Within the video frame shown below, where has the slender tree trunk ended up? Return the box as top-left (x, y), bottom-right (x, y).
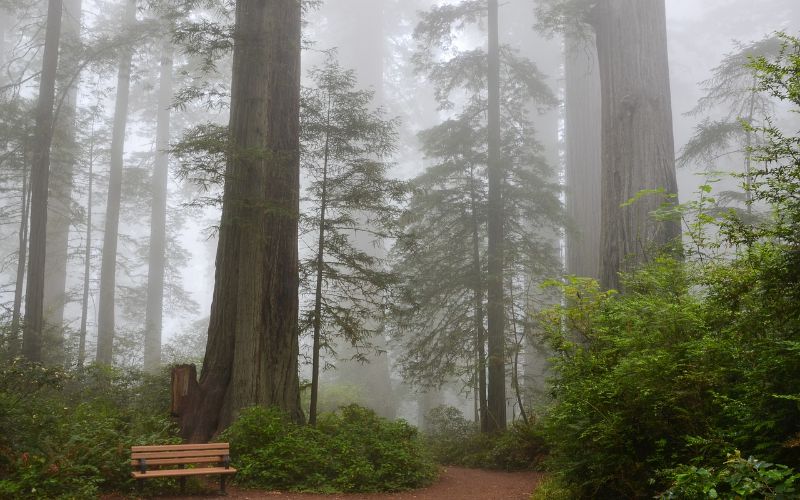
top-left (77, 145), bottom-right (93, 369)
top-left (11, 164), bottom-right (31, 356)
top-left (591, 0), bottom-right (681, 290)
top-left (485, 0), bottom-right (506, 433)
top-left (0, 10), bottom-right (8, 83)
top-left (96, 0), bottom-right (136, 365)
top-left (469, 167), bottom-right (488, 432)
top-left (179, 0), bottom-right (304, 443)
top-left (22, 0), bottom-right (63, 363)
top-left (309, 93), bottom-right (332, 426)
top-left (143, 39), bottom-right (173, 373)
top-left (743, 79), bottom-right (756, 215)
top-left (565, 35), bottom-right (602, 280)
top-left (42, 0), bottom-right (82, 365)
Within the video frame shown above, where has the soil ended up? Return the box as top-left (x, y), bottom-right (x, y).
top-left (153, 467), bottom-right (544, 500)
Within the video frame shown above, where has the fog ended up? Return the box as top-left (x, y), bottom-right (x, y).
top-left (1, 0), bottom-right (797, 427)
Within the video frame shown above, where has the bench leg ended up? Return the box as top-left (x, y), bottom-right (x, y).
top-left (137, 479), bottom-right (143, 496)
top-left (179, 476), bottom-right (186, 493)
top-left (219, 474), bottom-right (227, 495)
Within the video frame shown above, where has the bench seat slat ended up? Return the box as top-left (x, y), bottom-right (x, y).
top-left (131, 467), bottom-right (237, 479)
top-left (132, 449), bottom-right (230, 460)
top-left (132, 443), bottom-right (229, 453)
top-left (131, 457), bottom-right (224, 467)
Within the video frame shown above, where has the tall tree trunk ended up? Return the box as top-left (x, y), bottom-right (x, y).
top-left (469, 166), bottom-right (487, 432)
top-left (309, 93), bottom-right (331, 426)
top-left (22, 0), bottom-right (63, 363)
top-left (143, 39), bottom-right (173, 373)
top-left (0, 10), bottom-right (8, 83)
top-left (77, 146), bottom-right (93, 368)
top-left (96, 0), bottom-right (136, 365)
top-left (565, 36), bottom-right (602, 280)
top-left (11, 163), bottom-right (31, 356)
top-left (485, 0), bottom-right (506, 433)
top-left (179, 0), bottom-right (304, 443)
top-left (591, 0), bottom-right (680, 290)
top-left (43, 0), bottom-right (82, 365)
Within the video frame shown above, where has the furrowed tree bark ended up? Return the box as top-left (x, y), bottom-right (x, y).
top-left (144, 38), bottom-right (173, 373)
top-left (43, 0), bottom-right (82, 365)
top-left (96, 0), bottom-right (136, 365)
top-left (565, 35), bottom-right (602, 280)
top-left (179, 0), bottom-right (304, 443)
top-left (591, 0), bottom-right (680, 290)
top-left (22, 0), bottom-right (63, 363)
top-left (485, 0), bottom-right (506, 433)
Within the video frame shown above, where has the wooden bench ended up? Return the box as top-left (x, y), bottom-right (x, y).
top-left (131, 443), bottom-right (237, 495)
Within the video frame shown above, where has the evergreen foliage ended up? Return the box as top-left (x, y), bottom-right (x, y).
top-left (0, 360), bottom-right (179, 498)
top-left (537, 34), bottom-right (800, 498)
top-left (221, 405), bottom-right (437, 493)
top-left (392, 2), bottom-right (562, 394)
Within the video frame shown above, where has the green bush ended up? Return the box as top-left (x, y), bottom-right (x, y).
top-left (423, 405), bottom-right (546, 471)
top-left (660, 451), bottom-right (800, 499)
top-left (538, 251), bottom-right (800, 498)
top-left (222, 404), bottom-right (437, 493)
top-left (0, 360), bottom-right (179, 499)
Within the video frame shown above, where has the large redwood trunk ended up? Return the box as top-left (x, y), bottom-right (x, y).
top-left (565, 35), bottom-right (602, 280)
top-left (22, 0), bottom-right (63, 363)
top-left (179, 0), bottom-right (304, 443)
top-left (591, 0), bottom-right (680, 290)
top-left (485, 0), bottom-right (506, 433)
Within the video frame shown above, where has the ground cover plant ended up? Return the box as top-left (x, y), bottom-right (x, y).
top-left (0, 360), bottom-right (179, 499)
top-left (423, 405), bottom-right (547, 471)
top-left (222, 404), bottom-right (437, 493)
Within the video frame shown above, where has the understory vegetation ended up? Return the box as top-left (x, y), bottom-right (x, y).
top-left (222, 405), bottom-right (437, 493)
top-left (423, 405), bottom-right (547, 471)
top-left (531, 34), bottom-right (800, 499)
top-left (0, 362), bottom-right (178, 498)
top-left (0, 363), bottom-right (437, 498)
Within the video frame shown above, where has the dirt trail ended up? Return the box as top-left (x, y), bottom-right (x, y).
top-left (159, 467), bottom-right (543, 500)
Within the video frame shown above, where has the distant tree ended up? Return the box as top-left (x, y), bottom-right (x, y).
top-left (143, 34), bottom-right (174, 373)
top-left (537, 0), bottom-right (681, 290)
top-left (300, 56), bottom-right (405, 425)
top-left (96, 0), bottom-right (137, 365)
top-left (178, 0), bottom-right (304, 443)
top-left (402, 1), bottom-right (561, 432)
top-left (22, 0), bottom-right (63, 363)
top-left (679, 36), bottom-right (782, 219)
top-left (42, 0), bottom-right (82, 364)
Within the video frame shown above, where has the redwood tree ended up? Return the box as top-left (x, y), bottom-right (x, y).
top-left (179, 0), bottom-right (304, 442)
top-left (591, 0), bottom-right (681, 289)
top-left (22, 0), bottom-right (63, 363)
top-left (96, 0), bottom-right (136, 365)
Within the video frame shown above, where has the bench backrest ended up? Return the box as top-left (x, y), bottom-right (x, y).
top-left (131, 443), bottom-right (231, 470)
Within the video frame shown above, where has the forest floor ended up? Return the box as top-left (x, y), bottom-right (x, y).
top-left (146, 467), bottom-right (544, 500)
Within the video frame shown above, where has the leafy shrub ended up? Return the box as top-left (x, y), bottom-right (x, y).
top-left (0, 359), bottom-right (179, 499)
top-left (423, 405), bottom-right (546, 471)
top-left (538, 251), bottom-right (800, 498)
top-left (222, 404), bottom-right (437, 492)
top-left (660, 451), bottom-right (800, 499)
